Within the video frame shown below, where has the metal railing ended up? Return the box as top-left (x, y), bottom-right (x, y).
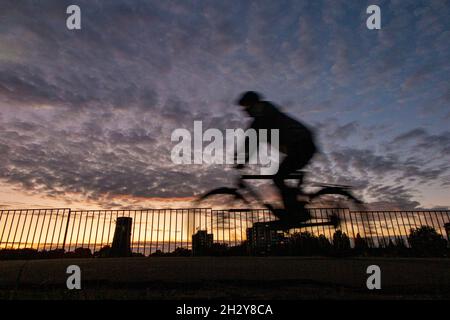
top-left (1, 208), bottom-right (449, 255)
top-left (0, 209), bottom-right (70, 252)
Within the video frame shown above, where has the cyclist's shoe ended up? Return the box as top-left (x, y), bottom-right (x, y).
top-left (329, 214), bottom-right (341, 228)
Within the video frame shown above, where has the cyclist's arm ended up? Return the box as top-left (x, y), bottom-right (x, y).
top-left (234, 119), bottom-right (261, 165)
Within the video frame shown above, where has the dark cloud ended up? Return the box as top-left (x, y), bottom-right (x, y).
top-left (0, 1), bottom-right (449, 209)
top-left (326, 121), bottom-right (359, 141)
top-left (392, 128), bottom-right (428, 143)
top-left (389, 128), bottom-right (450, 160)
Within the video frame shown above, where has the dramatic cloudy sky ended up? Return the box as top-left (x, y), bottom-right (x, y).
top-left (0, 0), bottom-right (449, 210)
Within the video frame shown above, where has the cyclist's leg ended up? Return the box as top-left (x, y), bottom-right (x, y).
top-left (273, 145), bottom-right (315, 220)
top-left (273, 156), bottom-right (306, 218)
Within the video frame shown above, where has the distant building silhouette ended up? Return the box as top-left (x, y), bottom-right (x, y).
top-left (192, 230), bottom-right (213, 256)
top-left (246, 222), bottom-right (286, 255)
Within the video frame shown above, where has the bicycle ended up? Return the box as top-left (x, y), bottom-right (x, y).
top-left (196, 169), bottom-right (364, 231)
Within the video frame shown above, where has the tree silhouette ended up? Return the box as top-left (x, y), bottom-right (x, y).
top-left (290, 232), bottom-right (320, 255)
top-left (354, 233), bottom-right (368, 255)
top-left (408, 226), bottom-right (447, 257)
top-left (332, 230), bottom-right (351, 256)
top-left (317, 234), bottom-right (332, 255)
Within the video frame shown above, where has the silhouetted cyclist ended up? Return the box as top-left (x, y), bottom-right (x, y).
top-left (236, 91), bottom-right (317, 222)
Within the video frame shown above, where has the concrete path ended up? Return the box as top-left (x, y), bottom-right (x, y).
top-left (1, 257), bottom-right (449, 299)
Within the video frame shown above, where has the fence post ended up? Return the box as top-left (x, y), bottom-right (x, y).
top-left (62, 209), bottom-right (71, 251)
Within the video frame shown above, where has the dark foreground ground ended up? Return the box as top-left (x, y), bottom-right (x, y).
top-left (1, 257), bottom-right (449, 300)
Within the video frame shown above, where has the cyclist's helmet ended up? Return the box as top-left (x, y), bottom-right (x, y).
top-left (237, 91), bottom-right (261, 106)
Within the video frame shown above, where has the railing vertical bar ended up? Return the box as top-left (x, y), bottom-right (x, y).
top-left (384, 211), bottom-right (393, 244)
top-left (240, 212), bottom-right (244, 244)
top-left (438, 211), bottom-right (447, 234)
top-left (433, 211), bottom-right (446, 237)
top-left (7, 210), bottom-right (19, 250)
top-left (158, 210), bottom-right (162, 252)
top-left (175, 209), bottom-right (179, 252)
top-left (36, 210), bottom-right (48, 251)
top-left (372, 211), bottom-right (380, 247)
top-left (186, 209), bottom-right (190, 249)
top-left (49, 209), bottom-right (59, 251)
top-left (24, 210), bottom-right (36, 250)
top-left (377, 211), bottom-right (384, 245)
top-left (168, 209), bottom-right (172, 253)
top-left (143, 210), bottom-right (149, 256)
top-left (228, 211), bottom-right (232, 247)
top-left (397, 211), bottom-right (408, 245)
top-left (193, 208), bottom-right (196, 238)
top-left (361, 211), bottom-right (371, 246)
top-left (34, 209), bottom-right (44, 251)
top-left (66, 210), bottom-right (74, 252)
top-left (50, 209), bottom-right (59, 250)
top-left (342, 209), bottom-right (349, 241)
top-left (389, 211), bottom-right (400, 244)
top-left (88, 211), bottom-right (95, 252)
top-left (0, 210), bottom-right (11, 248)
top-left (370, 212), bottom-right (380, 247)
top-left (232, 211), bottom-right (236, 247)
top-left (348, 209), bottom-right (356, 246)
top-left (317, 209), bottom-right (325, 239)
top-left (405, 212), bottom-right (415, 246)
top-left (30, 210), bottom-right (41, 250)
top-left (216, 211), bottom-right (220, 244)
top-left (178, 210), bottom-right (181, 252)
top-left (388, 211), bottom-right (396, 242)
top-left (150, 210), bottom-right (154, 254)
top-left (17, 210), bottom-right (29, 250)
top-left (357, 211), bottom-right (366, 242)
top-left (84, 211), bottom-right (91, 252)
top-left (431, 211), bottom-right (445, 234)
top-left (69, 211), bottom-right (81, 250)
top-left (11, 210), bottom-right (23, 250)
top-left (192, 208), bottom-right (195, 248)
top-left (349, 211), bottom-right (362, 240)
top-left (182, 209), bottom-right (185, 249)
top-left (411, 211), bottom-right (419, 229)
top-left (192, 209), bottom-right (196, 249)
top-left (311, 209), bottom-right (317, 236)
top-left (429, 211), bottom-right (440, 235)
top-left (430, 211), bottom-right (440, 234)
top-left (235, 210), bottom-right (238, 246)
top-left (422, 211), bottom-right (430, 228)
top-left (93, 210), bottom-right (100, 253)
top-left (411, 211), bottom-right (422, 228)
top-left (43, 209), bottom-right (56, 251)
top-left (56, 209), bottom-right (67, 250)
top-left (200, 208), bottom-right (203, 232)
top-left (325, 209), bottom-right (332, 242)
top-left (307, 209), bottom-right (314, 235)
top-left (53, 209), bottom-right (64, 250)
top-left (0, 210), bottom-right (4, 245)
top-left (137, 210), bottom-right (142, 255)
top-left (80, 211), bottom-right (90, 250)
top-left (211, 209), bottom-right (214, 244)
top-left (222, 211), bottom-right (225, 245)
top-left (106, 211), bottom-right (113, 249)
top-left (100, 211), bottom-right (106, 252)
